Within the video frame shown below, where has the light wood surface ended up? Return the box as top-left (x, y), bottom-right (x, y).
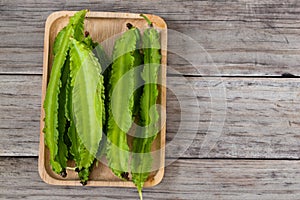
top-left (1, 0), bottom-right (300, 76)
top-left (1, 0), bottom-right (300, 199)
top-left (2, 76), bottom-right (300, 159)
top-left (2, 157), bottom-right (300, 200)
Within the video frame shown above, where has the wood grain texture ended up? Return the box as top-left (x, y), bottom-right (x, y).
top-left (1, 157), bottom-right (300, 200)
top-left (2, 75), bottom-right (300, 159)
top-left (0, 75), bottom-right (41, 156)
top-left (168, 76), bottom-right (300, 159)
top-left (1, 0), bottom-right (300, 198)
top-left (1, 0), bottom-right (300, 75)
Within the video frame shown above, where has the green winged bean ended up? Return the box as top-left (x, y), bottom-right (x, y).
top-left (106, 25), bottom-right (141, 179)
top-left (43, 10), bottom-right (87, 174)
top-left (131, 14), bottom-right (162, 200)
top-left (69, 38), bottom-right (105, 184)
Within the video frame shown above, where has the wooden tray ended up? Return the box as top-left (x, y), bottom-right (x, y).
top-left (39, 11), bottom-right (167, 187)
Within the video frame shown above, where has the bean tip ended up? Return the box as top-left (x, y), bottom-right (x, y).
top-left (121, 172), bottom-right (130, 180)
top-left (140, 14), bottom-right (153, 27)
top-left (80, 181), bottom-right (87, 186)
top-left (60, 170), bottom-right (67, 178)
top-left (126, 23), bottom-right (133, 30)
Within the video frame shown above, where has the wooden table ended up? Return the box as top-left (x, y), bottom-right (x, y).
top-left (2, 1), bottom-right (300, 199)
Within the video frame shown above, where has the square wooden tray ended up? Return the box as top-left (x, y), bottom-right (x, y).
top-left (39, 11), bottom-right (167, 187)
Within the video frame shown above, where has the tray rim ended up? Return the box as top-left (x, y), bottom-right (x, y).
top-left (38, 10), bottom-right (167, 187)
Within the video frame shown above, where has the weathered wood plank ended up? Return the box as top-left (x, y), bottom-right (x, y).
top-left (2, 0), bottom-right (300, 22)
top-left (1, 0), bottom-right (300, 75)
top-left (0, 75), bottom-right (41, 156)
top-left (2, 75), bottom-right (300, 159)
top-left (1, 157), bottom-right (300, 200)
top-left (167, 76), bottom-right (300, 159)
top-left (0, 47), bottom-right (43, 74)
